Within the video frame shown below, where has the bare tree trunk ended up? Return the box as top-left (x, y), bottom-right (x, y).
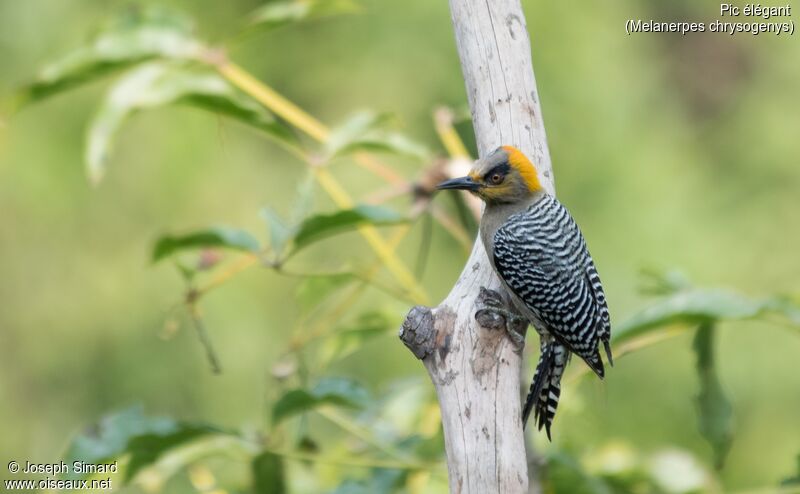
top-left (399, 1), bottom-right (554, 493)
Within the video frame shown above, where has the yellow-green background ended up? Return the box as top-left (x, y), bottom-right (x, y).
top-left (1, 0), bottom-right (798, 492)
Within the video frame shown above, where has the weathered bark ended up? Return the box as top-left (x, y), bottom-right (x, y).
top-left (399, 1), bottom-right (554, 492)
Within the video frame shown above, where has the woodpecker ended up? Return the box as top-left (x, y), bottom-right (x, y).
top-left (437, 145), bottom-right (612, 438)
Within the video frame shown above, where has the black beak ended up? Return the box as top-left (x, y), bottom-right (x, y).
top-left (436, 176), bottom-right (481, 192)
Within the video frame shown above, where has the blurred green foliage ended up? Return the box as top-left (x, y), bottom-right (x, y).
top-left (1, 0), bottom-right (799, 493)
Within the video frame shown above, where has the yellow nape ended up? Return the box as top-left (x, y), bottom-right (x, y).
top-left (502, 145), bottom-right (542, 192)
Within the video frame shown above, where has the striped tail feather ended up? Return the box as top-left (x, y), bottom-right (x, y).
top-left (522, 340), bottom-right (552, 430)
top-left (583, 348), bottom-right (605, 379)
top-left (603, 339), bottom-right (614, 367)
top-left (522, 339), bottom-right (569, 439)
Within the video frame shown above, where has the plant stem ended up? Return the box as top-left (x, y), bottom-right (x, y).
top-left (264, 446), bottom-right (437, 471)
top-left (216, 60), bottom-right (429, 304)
top-left (316, 407), bottom-right (411, 463)
top-left (195, 253), bottom-right (260, 297)
top-left (216, 61), bottom-right (328, 142)
top-left (187, 302), bottom-right (222, 374)
top-left (216, 61), bottom-right (404, 185)
top-left (434, 106), bottom-right (470, 158)
top-left (288, 227), bottom-right (410, 355)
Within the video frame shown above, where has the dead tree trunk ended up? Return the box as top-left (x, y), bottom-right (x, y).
top-left (399, 0), bottom-right (555, 492)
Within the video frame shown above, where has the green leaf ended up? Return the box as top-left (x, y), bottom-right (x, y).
top-left (693, 324), bottom-right (733, 469)
top-left (319, 311), bottom-right (394, 364)
top-left (152, 227), bottom-right (259, 262)
top-left (395, 432), bottom-right (444, 462)
top-left (272, 390), bottom-right (317, 425)
top-left (86, 62), bottom-right (296, 183)
top-left (617, 271), bottom-right (800, 348)
top-left (326, 111), bottom-right (429, 160)
top-left (252, 452), bottom-right (286, 494)
top-left (125, 424), bottom-right (216, 482)
top-left (607, 282), bottom-right (800, 365)
top-left (16, 7), bottom-right (204, 107)
top-left (260, 173), bottom-right (316, 259)
top-left (330, 469), bottom-right (407, 494)
top-left (545, 452), bottom-right (613, 494)
top-left (780, 454), bottom-right (800, 486)
top-left (63, 406), bottom-right (217, 482)
top-left (615, 289), bottom-right (775, 345)
top-left (63, 406), bottom-right (164, 477)
top-left (763, 296), bottom-right (800, 327)
top-left (295, 272), bottom-right (356, 311)
top-left (310, 377), bottom-right (371, 406)
top-left (638, 268), bottom-right (693, 295)
top-left (291, 205), bottom-right (406, 254)
top-left (260, 207), bottom-right (294, 256)
top-left (248, 0), bottom-right (360, 31)
top-left (272, 377), bottom-right (369, 425)
top-left (174, 259), bottom-right (197, 282)
top-left (290, 170), bottom-right (317, 225)
top-left (570, 282), bottom-right (800, 381)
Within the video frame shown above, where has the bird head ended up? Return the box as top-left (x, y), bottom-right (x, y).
top-left (437, 146), bottom-right (543, 204)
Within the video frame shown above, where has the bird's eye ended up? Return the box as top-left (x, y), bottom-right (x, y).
top-left (490, 174), bottom-right (503, 184)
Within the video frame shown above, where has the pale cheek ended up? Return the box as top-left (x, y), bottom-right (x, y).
top-left (482, 185), bottom-right (508, 200)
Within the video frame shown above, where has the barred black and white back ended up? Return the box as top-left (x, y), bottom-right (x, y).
top-left (492, 194), bottom-right (612, 434)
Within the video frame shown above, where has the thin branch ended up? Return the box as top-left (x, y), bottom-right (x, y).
top-left (311, 167), bottom-right (429, 304)
top-left (728, 485), bottom-right (800, 494)
top-left (429, 203), bottom-right (472, 251)
top-left (214, 61), bottom-right (405, 185)
top-left (315, 407), bottom-right (415, 464)
top-left (265, 446), bottom-right (440, 472)
top-left (195, 252), bottom-right (261, 297)
top-left (213, 58), bottom-right (498, 304)
top-left (434, 106), bottom-right (470, 159)
top-left (216, 61), bottom-right (329, 142)
top-left (186, 301), bottom-right (222, 374)
top-left (279, 267), bottom-right (415, 304)
top-left (214, 60), bottom-right (429, 304)
top-left (288, 227), bottom-right (410, 355)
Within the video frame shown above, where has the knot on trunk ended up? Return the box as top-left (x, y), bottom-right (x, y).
top-left (399, 305), bottom-right (436, 360)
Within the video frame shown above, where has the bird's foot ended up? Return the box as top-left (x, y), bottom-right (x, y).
top-left (475, 288), bottom-right (527, 350)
